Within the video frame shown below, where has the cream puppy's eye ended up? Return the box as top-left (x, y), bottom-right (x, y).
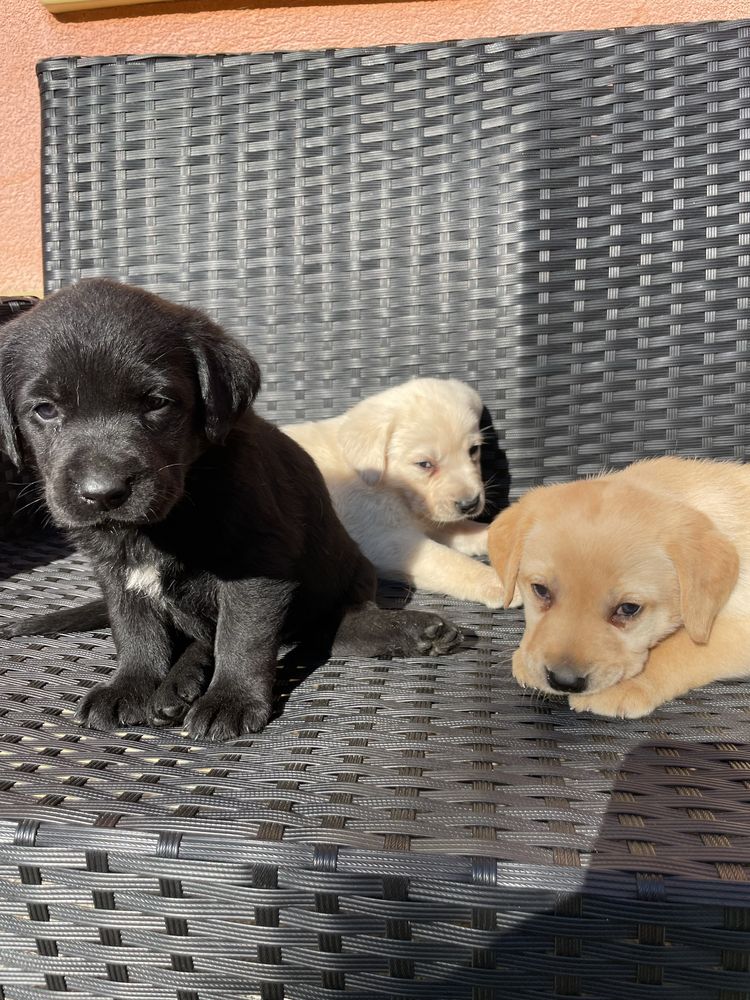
top-left (469, 444), bottom-right (480, 459)
top-left (615, 602), bottom-right (641, 618)
top-left (531, 582), bottom-right (551, 602)
top-left (415, 460), bottom-right (434, 471)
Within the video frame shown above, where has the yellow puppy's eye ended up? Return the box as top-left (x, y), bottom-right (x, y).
top-left (615, 602), bottom-right (641, 618)
top-left (416, 460), bottom-right (434, 470)
top-left (531, 583), bottom-right (551, 602)
top-left (469, 444), bottom-right (480, 458)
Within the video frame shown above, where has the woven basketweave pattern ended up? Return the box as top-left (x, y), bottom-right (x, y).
top-left (39, 21), bottom-right (750, 497)
top-left (0, 16), bottom-right (741, 998)
top-left (0, 538), bottom-right (749, 999)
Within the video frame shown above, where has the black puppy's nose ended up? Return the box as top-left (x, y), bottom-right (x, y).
top-left (456, 494), bottom-right (481, 516)
top-left (78, 474), bottom-right (132, 511)
top-left (546, 667), bottom-right (588, 694)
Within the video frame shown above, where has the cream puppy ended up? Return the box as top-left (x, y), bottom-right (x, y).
top-left (488, 456), bottom-right (750, 717)
top-left (283, 379), bottom-right (503, 607)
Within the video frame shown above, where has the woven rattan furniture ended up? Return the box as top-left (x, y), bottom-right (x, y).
top-left (0, 19), bottom-right (749, 999)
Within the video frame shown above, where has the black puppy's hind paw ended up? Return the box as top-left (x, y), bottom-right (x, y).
top-left (395, 610), bottom-right (462, 657)
top-left (414, 615), bottom-right (462, 656)
top-left (333, 604), bottom-right (463, 659)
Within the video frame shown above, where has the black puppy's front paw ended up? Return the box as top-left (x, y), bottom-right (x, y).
top-left (184, 687), bottom-right (272, 742)
top-left (75, 675), bottom-right (158, 729)
top-left (150, 659), bottom-right (212, 727)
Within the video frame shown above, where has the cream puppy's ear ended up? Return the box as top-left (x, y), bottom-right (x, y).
top-left (666, 508), bottom-right (739, 644)
top-left (337, 398), bottom-right (393, 486)
top-left (488, 499), bottom-right (534, 607)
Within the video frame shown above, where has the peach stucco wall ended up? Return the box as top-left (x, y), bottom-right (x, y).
top-left (2, 0), bottom-right (748, 296)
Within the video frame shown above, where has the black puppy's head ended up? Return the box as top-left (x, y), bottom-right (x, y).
top-left (0, 279), bottom-right (260, 529)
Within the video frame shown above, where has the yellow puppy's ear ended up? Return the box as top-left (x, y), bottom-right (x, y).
top-left (666, 509), bottom-right (739, 644)
top-left (337, 399), bottom-right (393, 486)
top-left (488, 500), bottom-right (533, 608)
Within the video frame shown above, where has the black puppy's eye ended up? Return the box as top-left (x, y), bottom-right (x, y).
top-left (416, 460), bottom-right (434, 471)
top-left (143, 395), bottom-right (172, 413)
top-left (33, 402), bottom-right (59, 421)
top-left (469, 444), bottom-right (480, 459)
top-left (531, 583), bottom-right (551, 602)
top-left (615, 602), bottom-right (642, 619)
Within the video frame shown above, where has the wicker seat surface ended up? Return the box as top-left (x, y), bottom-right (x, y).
top-left (1, 18), bottom-right (749, 999)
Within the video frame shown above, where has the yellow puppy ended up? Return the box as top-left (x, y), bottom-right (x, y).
top-left (488, 457), bottom-right (749, 717)
top-left (283, 379), bottom-right (503, 606)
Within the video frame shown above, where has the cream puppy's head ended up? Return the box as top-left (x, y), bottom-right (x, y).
top-left (337, 378), bottom-right (485, 523)
top-left (488, 477), bottom-right (739, 696)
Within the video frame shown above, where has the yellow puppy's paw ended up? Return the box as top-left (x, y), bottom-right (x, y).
top-left (568, 678), bottom-right (659, 719)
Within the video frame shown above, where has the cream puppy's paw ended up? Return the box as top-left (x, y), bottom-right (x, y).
top-left (505, 587), bottom-right (523, 609)
top-left (568, 677), bottom-right (660, 719)
top-left (453, 523), bottom-right (489, 556)
top-left (447, 561), bottom-right (503, 607)
top-left (475, 574), bottom-right (504, 608)
top-left (431, 521), bottom-right (490, 556)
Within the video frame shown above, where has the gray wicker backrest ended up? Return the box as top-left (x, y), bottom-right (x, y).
top-left (39, 21), bottom-right (750, 499)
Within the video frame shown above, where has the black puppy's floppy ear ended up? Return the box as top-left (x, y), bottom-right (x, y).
top-left (0, 329), bottom-right (24, 468)
top-left (187, 315), bottom-right (261, 444)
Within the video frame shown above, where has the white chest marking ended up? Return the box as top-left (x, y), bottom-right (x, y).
top-left (125, 564), bottom-right (163, 600)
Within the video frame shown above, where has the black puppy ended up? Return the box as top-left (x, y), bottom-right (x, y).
top-left (0, 280), bottom-right (460, 740)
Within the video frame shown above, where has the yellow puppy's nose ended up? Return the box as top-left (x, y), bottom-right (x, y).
top-left (546, 666), bottom-right (588, 694)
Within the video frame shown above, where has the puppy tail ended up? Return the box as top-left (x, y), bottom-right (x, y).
top-left (0, 599), bottom-right (109, 639)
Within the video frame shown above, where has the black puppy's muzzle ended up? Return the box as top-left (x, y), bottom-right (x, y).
top-left (44, 432), bottom-right (188, 528)
top-left (57, 453), bottom-right (153, 525)
top-left (77, 470), bottom-right (134, 512)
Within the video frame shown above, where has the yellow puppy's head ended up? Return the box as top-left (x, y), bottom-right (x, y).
top-left (488, 477), bottom-right (739, 696)
top-left (337, 378), bottom-right (485, 523)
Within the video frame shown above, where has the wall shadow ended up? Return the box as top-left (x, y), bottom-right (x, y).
top-left (55, 0), bottom-right (447, 25)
